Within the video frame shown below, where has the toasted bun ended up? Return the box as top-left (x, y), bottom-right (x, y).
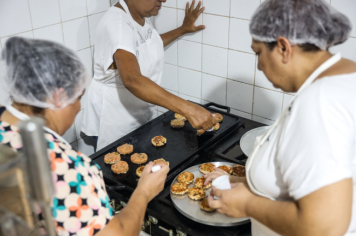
top-left (177, 172), bottom-right (194, 184)
top-left (171, 183), bottom-right (189, 195)
top-left (151, 136), bottom-right (167, 146)
top-left (200, 199), bottom-right (215, 212)
top-left (188, 186), bottom-right (206, 201)
top-left (199, 163), bottom-right (215, 175)
top-left (117, 143), bottom-right (134, 155)
top-left (153, 158), bottom-right (169, 167)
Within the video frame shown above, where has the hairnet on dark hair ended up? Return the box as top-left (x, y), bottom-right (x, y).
top-left (249, 0), bottom-right (352, 50)
top-left (0, 37), bottom-right (88, 109)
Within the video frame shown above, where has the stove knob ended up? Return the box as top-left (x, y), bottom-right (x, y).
top-left (176, 230), bottom-right (187, 236)
top-left (120, 201), bottom-right (127, 207)
top-left (148, 215), bottom-right (158, 224)
top-left (159, 226), bottom-right (174, 236)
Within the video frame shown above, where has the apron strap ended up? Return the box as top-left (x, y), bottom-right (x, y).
top-left (245, 53), bottom-right (342, 200)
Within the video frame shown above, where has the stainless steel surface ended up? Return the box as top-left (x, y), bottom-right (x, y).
top-left (18, 118), bottom-right (56, 236)
top-left (170, 162), bottom-right (250, 227)
top-left (240, 126), bottom-right (270, 157)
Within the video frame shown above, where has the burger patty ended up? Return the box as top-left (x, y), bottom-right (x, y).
top-left (194, 176), bottom-right (212, 189)
top-left (104, 152), bottom-right (121, 164)
top-left (117, 143), bottom-right (134, 155)
top-left (111, 161), bottom-right (129, 174)
top-left (218, 165), bottom-right (232, 174)
top-left (177, 172), bottom-right (194, 184)
top-left (188, 186), bottom-right (206, 201)
top-left (153, 158), bottom-right (170, 166)
top-left (171, 183), bottom-right (189, 195)
top-left (174, 113), bottom-right (187, 121)
top-left (170, 119), bottom-right (185, 128)
top-left (151, 135), bottom-right (167, 146)
top-left (131, 153), bottom-right (148, 164)
top-left (213, 113), bottom-right (223, 123)
top-left (199, 163), bottom-right (215, 175)
top-left (232, 165), bottom-right (246, 177)
top-left (136, 166), bottom-right (145, 177)
top-left (200, 198), bottom-right (215, 212)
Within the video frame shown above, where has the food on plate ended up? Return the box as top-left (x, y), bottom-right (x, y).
top-left (170, 119), bottom-right (185, 128)
top-left (232, 164), bottom-right (246, 177)
top-left (188, 186), bottom-right (206, 201)
top-left (153, 158), bottom-right (170, 166)
top-left (177, 172), bottom-right (194, 184)
top-left (151, 135), bottom-right (167, 146)
top-left (174, 113), bottom-right (187, 121)
top-left (213, 123), bottom-right (220, 131)
top-left (199, 163), bottom-right (215, 174)
top-left (200, 198), bottom-right (215, 212)
top-left (111, 161), bottom-right (129, 174)
top-left (131, 153), bottom-right (148, 164)
top-left (197, 129), bottom-right (205, 136)
top-left (104, 152), bottom-right (121, 164)
top-left (171, 182), bottom-right (189, 195)
top-left (218, 165), bottom-right (233, 174)
top-left (117, 143), bottom-right (134, 155)
top-left (194, 176), bottom-right (212, 189)
top-left (213, 113), bottom-right (223, 123)
top-left (136, 166), bottom-right (145, 177)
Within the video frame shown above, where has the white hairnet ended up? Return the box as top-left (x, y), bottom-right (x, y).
top-left (249, 0), bottom-right (352, 50)
top-left (0, 37), bottom-right (88, 109)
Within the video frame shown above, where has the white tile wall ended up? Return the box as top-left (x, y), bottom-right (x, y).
top-left (0, 0), bottom-right (111, 156)
top-left (154, 1), bottom-right (356, 126)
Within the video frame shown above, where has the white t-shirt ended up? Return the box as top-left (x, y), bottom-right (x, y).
top-left (93, 6), bottom-right (156, 86)
top-left (248, 72), bottom-right (356, 236)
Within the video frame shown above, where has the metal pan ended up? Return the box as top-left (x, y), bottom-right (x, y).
top-left (170, 162), bottom-right (250, 227)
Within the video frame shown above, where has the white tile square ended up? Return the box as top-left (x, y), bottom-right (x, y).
top-left (253, 87), bottom-right (283, 120)
top-left (229, 18), bottom-right (254, 54)
top-left (331, 0), bottom-right (356, 37)
top-left (33, 24), bottom-right (64, 44)
top-left (78, 136), bottom-right (96, 155)
top-left (154, 7), bottom-right (177, 34)
top-left (0, 0), bottom-right (32, 37)
top-left (202, 14), bottom-right (229, 48)
top-left (165, 40), bottom-right (178, 65)
top-left (164, 0), bottom-right (177, 8)
top-left (178, 9), bottom-right (202, 43)
top-left (230, 0), bottom-right (260, 20)
top-left (87, 0), bottom-right (110, 15)
top-left (179, 93), bottom-right (201, 104)
top-left (76, 48), bottom-right (93, 76)
top-left (161, 63), bottom-right (178, 92)
top-left (330, 37), bottom-right (356, 62)
top-left (252, 115), bottom-right (274, 125)
top-left (228, 50), bottom-right (255, 84)
top-left (88, 12), bottom-right (105, 46)
top-left (202, 45), bottom-right (228, 78)
top-left (254, 62), bottom-right (282, 91)
top-left (178, 40), bottom-right (202, 71)
top-left (177, 0), bottom-right (195, 10)
top-left (28, 0), bottom-right (61, 29)
top-left (282, 94), bottom-right (294, 111)
top-left (231, 109), bottom-right (251, 120)
top-left (203, 0), bottom-right (230, 16)
top-left (62, 124), bottom-right (77, 143)
top-left (1, 31), bottom-right (33, 48)
top-left (178, 68), bottom-right (201, 98)
top-left (63, 17), bottom-right (90, 51)
top-left (59, 0), bottom-right (88, 22)
top-left (202, 73), bottom-right (226, 105)
top-left (74, 110), bottom-right (84, 139)
top-left (226, 80), bottom-right (253, 113)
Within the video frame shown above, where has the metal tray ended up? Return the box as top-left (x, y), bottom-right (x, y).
top-left (91, 103), bottom-right (240, 191)
top-left (170, 162), bottom-right (250, 227)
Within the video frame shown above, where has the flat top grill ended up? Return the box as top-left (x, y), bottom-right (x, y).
top-left (91, 103), bottom-right (240, 191)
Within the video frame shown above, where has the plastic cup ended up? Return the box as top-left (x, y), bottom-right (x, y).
top-left (151, 165), bottom-right (161, 173)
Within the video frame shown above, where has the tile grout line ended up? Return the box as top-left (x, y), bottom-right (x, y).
top-left (56, 0), bottom-right (66, 46)
top-left (251, 54), bottom-right (257, 117)
top-left (26, 0), bottom-right (34, 31)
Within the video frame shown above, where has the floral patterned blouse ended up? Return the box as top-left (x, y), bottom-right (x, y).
top-left (0, 120), bottom-right (114, 236)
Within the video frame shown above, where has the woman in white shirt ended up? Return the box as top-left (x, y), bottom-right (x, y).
top-left (82, 0), bottom-right (217, 150)
top-left (205, 0), bottom-right (356, 235)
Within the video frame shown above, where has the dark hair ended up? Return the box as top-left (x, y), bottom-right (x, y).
top-left (265, 42), bottom-right (321, 52)
top-left (12, 102), bottom-right (45, 116)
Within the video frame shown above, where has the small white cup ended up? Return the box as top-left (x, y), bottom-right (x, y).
top-left (151, 165), bottom-right (161, 173)
top-left (212, 175), bottom-right (231, 200)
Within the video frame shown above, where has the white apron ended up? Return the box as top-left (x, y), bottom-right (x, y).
top-left (245, 53), bottom-right (348, 236)
top-left (81, 0), bottom-right (164, 151)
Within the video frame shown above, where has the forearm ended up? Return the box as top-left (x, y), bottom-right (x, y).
top-left (97, 189), bottom-right (148, 236)
top-left (160, 27), bottom-right (186, 47)
top-left (124, 75), bottom-right (194, 116)
top-left (230, 176), bottom-right (246, 184)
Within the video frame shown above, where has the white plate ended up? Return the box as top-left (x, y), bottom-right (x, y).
top-left (240, 126), bottom-right (270, 157)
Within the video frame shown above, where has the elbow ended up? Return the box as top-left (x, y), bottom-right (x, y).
top-left (121, 75), bottom-right (137, 91)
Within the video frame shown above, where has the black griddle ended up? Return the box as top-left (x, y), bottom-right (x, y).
top-left (91, 102), bottom-right (240, 191)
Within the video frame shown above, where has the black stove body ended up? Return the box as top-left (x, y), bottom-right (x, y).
top-left (90, 104), bottom-right (265, 236)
